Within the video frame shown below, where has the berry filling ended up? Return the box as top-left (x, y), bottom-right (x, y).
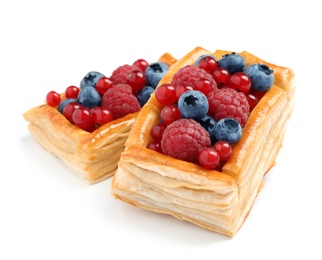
top-left (45, 59), bottom-right (170, 132)
top-left (149, 52), bottom-right (275, 171)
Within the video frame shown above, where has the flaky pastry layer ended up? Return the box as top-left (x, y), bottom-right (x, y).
top-left (111, 47), bottom-right (295, 237)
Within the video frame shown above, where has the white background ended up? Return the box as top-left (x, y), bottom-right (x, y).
top-left (1, 0), bottom-right (321, 259)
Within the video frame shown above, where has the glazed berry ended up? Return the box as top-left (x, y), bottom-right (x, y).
top-left (137, 86), bottom-right (154, 107)
top-left (245, 63), bottom-right (274, 92)
top-left (133, 59), bottom-right (149, 72)
top-left (78, 86), bottom-right (102, 109)
top-left (172, 65), bottom-right (217, 95)
top-left (46, 91), bottom-right (61, 107)
top-left (101, 84), bottom-right (141, 119)
top-left (212, 67), bottom-right (230, 88)
top-left (207, 88), bottom-right (249, 127)
top-left (91, 106), bottom-right (113, 125)
top-left (218, 52), bottom-right (246, 75)
top-left (198, 148), bottom-right (220, 169)
top-left (72, 106), bottom-right (94, 130)
top-left (194, 54), bottom-right (217, 67)
top-left (178, 90), bottom-right (208, 120)
top-left (160, 105), bottom-right (181, 125)
top-left (147, 140), bottom-right (163, 153)
top-left (155, 83), bottom-right (177, 105)
top-left (175, 85), bottom-right (193, 100)
top-left (161, 118), bottom-right (211, 162)
top-left (126, 69), bottom-right (146, 94)
top-left (150, 122), bottom-right (166, 141)
top-left (145, 62), bottom-right (169, 89)
top-left (214, 118), bottom-right (242, 144)
top-left (58, 98), bottom-right (78, 113)
top-left (198, 114), bottom-right (217, 144)
top-left (196, 55), bottom-right (218, 74)
top-left (80, 71), bottom-right (105, 88)
top-left (63, 102), bottom-right (81, 123)
top-left (213, 140), bottom-right (232, 161)
top-left (65, 86), bottom-right (80, 99)
top-left (194, 78), bottom-right (217, 96)
top-left (245, 89), bottom-right (266, 112)
top-left (227, 72), bottom-right (251, 94)
top-left (95, 77), bottom-right (113, 95)
top-left (110, 64), bottom-right (132, 84)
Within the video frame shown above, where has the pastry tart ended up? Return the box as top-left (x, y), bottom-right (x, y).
top-left (111, 47), bottom-right (295, 237)
top-left (23, 54), bottom-right (175, 184)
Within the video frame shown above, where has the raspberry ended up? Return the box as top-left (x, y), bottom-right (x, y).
top-left (110, 64), bottom-right (132, 84)
top-left (207, 88), bottom-right (249, 127)
top-left (101, 84), bottom-right (140, 119)
top-left (171, 65), bottom-right (217, 96)
top-left (161, 119), bottom-right (211, 162)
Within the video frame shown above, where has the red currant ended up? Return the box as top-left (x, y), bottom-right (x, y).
top-left (127, 69), bottom-right (146, 94)
top-left (91, 106), bottom-right (114, 125)
top-left (63, 102), bottom-right (81, 123)
top-left (155, 83), bottom-right (177, 105)
top-left (65, 85), bottom-right (80, 99)
top-left (150, 122), bottom-right (166, 141)
top-left (213, 141), bottom-right (232, 161)
top-left (194, 78), bottom-right (216, 96)
top-left (147, 140), bottom-right (163, 153)
top-left (72, 106), bottom-right (94, 130)
top-left (46, 91), bottom-right (61, 107)
top-left (95, 77), bottom-right (113, 95)
top-left (197, 56), bottom-right (218, 74)
top-left (212, 68), bottom-right (230, 88)
top-left (246, 89), bottom-right (266, 112)
top-left (198, 148), bottom-right (220, 169)
top-left (227, 72), bottom-right (251, 94)
top-left (133, 59), bottom-right (149, 72)
top-left (175, 85), bottom-right (193, 100)
top-left (160, 105), bottom-right (181, 125)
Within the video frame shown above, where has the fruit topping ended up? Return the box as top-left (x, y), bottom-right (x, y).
top-left (45, 57), bottom-right (160, 132)
top-left (148, 51), bottom-right (274, 171)
top-left (213, 118), bottom-right (242, 144)
top-left (172, 65), bottom-right (217, 96)
top-left (80, 71), bottom-right (105, 88)
top-left (218, 52), bottom-right (246, 75)
top-left (46, 91), bottom-right (61, 107)
top-left (177, 90), bottom-right (208, 119)
top-left (145, 62), bottom-right (170, 89)
top-left (207, 88), bottom-right (249, 127)
top-left (245, 63), bottom-right (274, 92)
top-left (101, 84), bottom-right (141, 119)
top-left (160, 118), bottom-right (211, 162)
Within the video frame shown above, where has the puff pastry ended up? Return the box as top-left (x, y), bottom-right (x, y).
top-left (111, 47), bottom-right (295, 237)
top-left (23, 54), bottom-right (175, 184)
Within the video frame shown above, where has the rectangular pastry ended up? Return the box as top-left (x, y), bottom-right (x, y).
top-left (23, 54), bottom-right (176, 184)
top-left (110, 47), bottom-right (295, 237)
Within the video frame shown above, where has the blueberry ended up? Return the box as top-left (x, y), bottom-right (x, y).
top-left (198, 114), bottom-right (217, 144)
top-left (80, 71), bottom-right (105, 88)
top-left (58, 98), bottom-right (78, 113)
top-left (78, 86), bottom-right (101, 109)
top-left (194, 54), bottom-right (217, 66)
top-left (137, 86), bottom-right (154, 107)
top-left (145, 62), bottom-right (169, 89)
top-left (245, 63), bottom-right (274, 92)
top-left (214, 118), bottom-right (242, 143)
top-left (178, 90), bottom-right (208, 120)
top-left (218, 52), bottom-right (246, 75)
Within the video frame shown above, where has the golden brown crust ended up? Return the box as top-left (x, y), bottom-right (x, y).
top-left (111, 47), bottom-right (295, 237)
